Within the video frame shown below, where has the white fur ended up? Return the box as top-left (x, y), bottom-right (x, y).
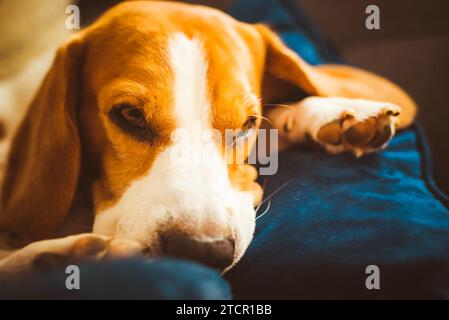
top-left (286, 97), bottom-right (400, 154)
top-left (93, 33), bottom-right (255, 265)
top-left (169, 33), bottom-right (210, 129)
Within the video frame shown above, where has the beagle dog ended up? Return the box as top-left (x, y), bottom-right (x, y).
top-left (0, 1), bottom-right (416, 278)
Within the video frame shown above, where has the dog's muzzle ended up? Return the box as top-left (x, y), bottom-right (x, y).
top-left (158, 229), bottom-right (235, 271)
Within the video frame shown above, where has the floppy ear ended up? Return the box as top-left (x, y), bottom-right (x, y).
top-left (257, 25), bottom-right (417, 128)
top-left (0, 37), bottom-right (84, 241)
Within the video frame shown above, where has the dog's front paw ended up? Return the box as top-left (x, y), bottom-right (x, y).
top-left (310, 98), bottom-right (401, 156)
top-left (0, 234), bottom-right (143, 278)
top-left (31, 234), bottom-right (143, 271)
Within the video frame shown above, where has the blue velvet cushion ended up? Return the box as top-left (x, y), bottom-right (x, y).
top-left (225, 0), bottom-right (449, 299)
top-left (3, 0), bottom-right (448, 300)
top-left (1, 259), bottom-right (231, 300)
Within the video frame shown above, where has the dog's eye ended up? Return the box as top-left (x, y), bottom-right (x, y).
top-left (110, 104), bottom-right (155, 140)
top-left (117, 105), bottom-right (146, 128)
top-left (234, 116), bottom-right (257, 143)
top-left (243, 116), bottom-right (257, 131)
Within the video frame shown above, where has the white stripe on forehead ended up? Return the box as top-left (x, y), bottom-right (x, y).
top-left (93, 34), bottom-right (255, 260)
top-left (168, 33), bottom-right (210, 129)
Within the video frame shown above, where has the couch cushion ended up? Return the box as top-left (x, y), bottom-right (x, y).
top-left (225, 0), bottom-right (449, 299)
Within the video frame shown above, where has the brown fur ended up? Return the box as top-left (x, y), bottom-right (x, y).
top-left (0, 1), bottom-right (416, 275)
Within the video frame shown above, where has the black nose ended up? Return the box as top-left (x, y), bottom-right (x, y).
top-left (161, 231), bottom-right (235, 271)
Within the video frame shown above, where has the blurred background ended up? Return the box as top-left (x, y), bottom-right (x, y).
top-left (299, 0), bottom-right (449, 195)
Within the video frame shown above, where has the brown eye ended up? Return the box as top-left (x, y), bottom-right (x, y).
top-left (110, 104), bottom-right (155, 141)
top-left (234, 116), bottom-right (258, 144)
top-left (243, 116), bottom-right (257, 131)
top-left (117, 105), bottom-right (146, 128)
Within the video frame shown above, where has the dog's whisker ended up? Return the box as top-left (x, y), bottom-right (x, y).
top-left (68, 223), bottom-right (93, 231)
top-left (249, 113), bottom-right (273, 126)
top-left (263, 103), bottom-right (296, 112)
top-left (257, 178), bottom-right (294, 208)
top-left (255, 177), bottom-right (269, 214)
top-left (256, 199), bottom-right (271, 220)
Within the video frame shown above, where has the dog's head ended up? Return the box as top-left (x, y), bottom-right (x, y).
top-left (0, 1), bottom-right (415, 270)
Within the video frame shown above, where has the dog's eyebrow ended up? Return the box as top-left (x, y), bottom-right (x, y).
top-left (218, 92), bottom-right (260, 129)
top-left (98, 80), bottom-right (151, 110)
top-left (244, 93), bottom-right (261, 118)
top-left (243, 92), bottom-right (261, 106)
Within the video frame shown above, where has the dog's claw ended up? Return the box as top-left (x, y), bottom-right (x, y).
top-left (70, 236), bottom-right (109, 258)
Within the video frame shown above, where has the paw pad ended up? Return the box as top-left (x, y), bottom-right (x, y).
top-left (316, 106), bottom-right (400, 155)
top-left (70, 236), bottom-right (108, 258)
